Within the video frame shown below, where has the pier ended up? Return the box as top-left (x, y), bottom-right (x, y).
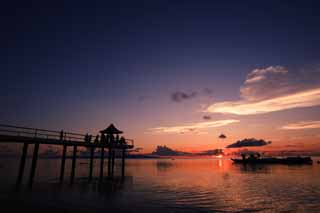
top-left (0, 124), bottom-right (134, 188)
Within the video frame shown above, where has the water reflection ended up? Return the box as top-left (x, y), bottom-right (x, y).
top-left (0, 158), bottom-right (320, 212)
top-left (236, 163), bottom-right (271, 173)
top-left (75, 176), bottom-right (133, 197)
top-left (155, 160), bottom-right (174, 172)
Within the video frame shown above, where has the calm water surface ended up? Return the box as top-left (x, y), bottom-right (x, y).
top-left (0, 157), bottom-right (320, 212)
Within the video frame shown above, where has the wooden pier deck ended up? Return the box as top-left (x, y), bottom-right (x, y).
top-left (0, 124), bottom-right (134, 189)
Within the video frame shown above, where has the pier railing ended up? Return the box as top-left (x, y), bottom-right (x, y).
top-left (0, 124), bottom-right (134, 146)
top-left (0, 124), bottom-right (85, 142)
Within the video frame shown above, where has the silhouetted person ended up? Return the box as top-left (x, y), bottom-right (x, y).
top-left (94, 135), bottom-right (100, 144)
top-left (84, 133), bottom-right (89, 143)
top-left (100, 134), bottom-right (106, 144)
top-left (256, 153), bottom-right (261, 158)
top-left (60, 130), bottom-right (64, 141)
top-left (249, 154), bottom-right (256, 160)
top-left (116, 134), bottom-right (120, 144)
top-left (119, 136), bottom-right (126, 145)
top-left (85, 134), bottom-right (92, 143)
top-left (241, 154), bottom-right (246, 160)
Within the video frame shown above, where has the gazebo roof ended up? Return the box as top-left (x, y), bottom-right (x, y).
top-left (100, 123), bottom-right (123, 134)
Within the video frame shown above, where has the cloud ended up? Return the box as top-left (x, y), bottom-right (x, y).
top-left (152, 145), bottom-right (189, 156)
top-left (226, 138), bottom-right (271, 148)
top-left (150, 119), bottom-right (239, 134)
top-left (281, 121), bottom-right (320, 130)
top-left (207, 66), bottom-right (320, 115)
top-left (171, 91), bottom-right (197, 102)
top-left (244, 66), bottom-right (287, 83)
top-left (241, 66), bottom-right (290, 101)
top-left (203, 115), bottom-right (212, 120)
top-left (196, 149), bottom-right (223, 156)
top-left (208, 88), bottom-right (320, 115)
top-left (219, 134), bottom-right (227, 139)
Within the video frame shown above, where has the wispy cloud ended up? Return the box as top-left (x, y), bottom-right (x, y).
top-left (244, 66), bottom-right (288, 85)
top-left (206, 66), bottom-right (320, 115)
top-left (241, 66), bottom-right (291, 101)
top-left (150, 119), bottom-right (239, 134)
top-left (207, 88), bottom-right (320, 115)
top-left (281, 121), bottom-right (320, 130)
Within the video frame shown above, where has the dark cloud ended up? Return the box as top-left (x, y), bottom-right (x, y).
top-left (152, 145), bottom-right (189, 156)
top-left (226, 138), bottom-right (271, 148)
top-left (171, 91), bottom-right (197, 102)
top-left (196, 149), bottom-right (223, 156)
top-left (219, 134), bottom-right (227, 139)
top-left (171, 88), bottom-right (214, 103)
top-left (203, 115), bottom-right (212, 120)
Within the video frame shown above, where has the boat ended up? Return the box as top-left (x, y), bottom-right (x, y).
top-left (231, 156), bottom-right (313, 165)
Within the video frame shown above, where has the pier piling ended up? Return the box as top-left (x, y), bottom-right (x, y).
top-left (108, 148), bottom-right (112, 177)
top-left (16, 142), bottom-right (29, 187)
top-left (121, 148), bottom-right (125, 178)
top-left (89, 147), bottom-right (94, 182)
top-left (59, 145), bottom-right (67, 183)
top-left (99, 147), bottom-right (105, 182)
top-left (28, 142), bottom-right (40, 188)
top-left (70, 145), bottom-right (77, 184)
top-left (111, 150), bottom-right (115, 177)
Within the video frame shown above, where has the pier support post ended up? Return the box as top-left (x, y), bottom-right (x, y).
top-left (59, 145), bottom-right (67, 183)
top-left (16, 143), bottom-right (29, 187)
top-left (99, 147), bottom-right (105, 182)
top-left (28, 143), bottom-right (40, 188)
top-left (121, 148), bottom-right (125, 178)
top-left (89, 147), bottom-right (94, 182)
top-left (108, 148), bottom-right (112, 177)
top-left (111, 150), bottom-right (115, 177)
top-left (70, 145), bottom-right (77, 184)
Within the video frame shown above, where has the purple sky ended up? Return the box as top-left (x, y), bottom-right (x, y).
top-left (1, 0), bottom-right (320, 152)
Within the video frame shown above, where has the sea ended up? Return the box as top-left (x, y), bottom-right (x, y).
top-left (0, 157), bottom-right (320, 212)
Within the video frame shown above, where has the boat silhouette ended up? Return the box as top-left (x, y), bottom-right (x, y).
top-left (232, 156), bottom-right (313, 165)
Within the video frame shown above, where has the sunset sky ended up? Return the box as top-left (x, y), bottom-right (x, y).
top-left (1, 1), bottom-right (320, 154)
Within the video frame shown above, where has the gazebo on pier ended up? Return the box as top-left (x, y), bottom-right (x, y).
top-left (100, 123), bottom-right (123, 145)
top-left (100, 123), bottom-right (123, 135)
top-left (99, 124), bottom-right (127, 179)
